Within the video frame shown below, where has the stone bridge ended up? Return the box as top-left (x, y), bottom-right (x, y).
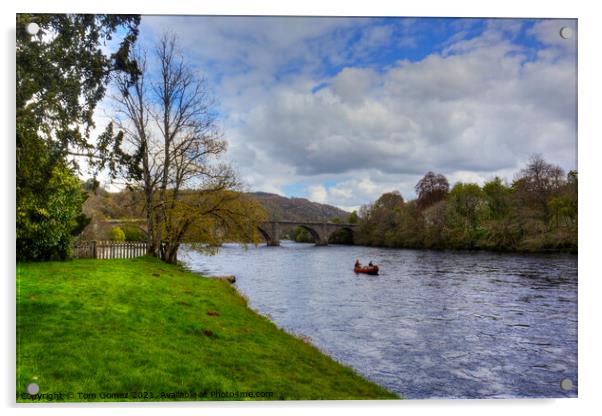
top-left (96, 218), bottom-right (356, 247)
top-left (258, 220), bottom-right (356, 246)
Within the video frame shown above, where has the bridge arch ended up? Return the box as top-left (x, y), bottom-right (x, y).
top-left (335, 225), bottom-right (355, 235)
top-left (326, 225), bottom-right (355, 244)
top-left (258, 220), bottom-right (356, 246)
top-left (296, 224), bottom-right (325, 245)
top-left (256, 226), bottom-right (272, 243)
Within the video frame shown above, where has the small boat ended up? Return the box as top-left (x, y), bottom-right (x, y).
top-left (354, 265), bottom-right (379, 275)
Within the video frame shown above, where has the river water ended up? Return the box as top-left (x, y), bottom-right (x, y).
top-left (179, 241), bottom-right (578, 399)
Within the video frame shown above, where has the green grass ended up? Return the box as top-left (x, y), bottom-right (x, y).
top-left (16, 257), bottom-right (398, 402)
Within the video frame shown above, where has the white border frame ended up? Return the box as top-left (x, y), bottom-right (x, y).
top-left (3, 1), bottom-right (600, 415)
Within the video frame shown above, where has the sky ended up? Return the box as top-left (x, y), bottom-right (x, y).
top-left (102, 16), bottom-right (577, 212)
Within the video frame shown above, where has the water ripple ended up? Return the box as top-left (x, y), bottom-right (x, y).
top-left (180, 242), bottom-right (577, 399)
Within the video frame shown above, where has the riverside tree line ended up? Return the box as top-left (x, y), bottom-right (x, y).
top-left (354, 155), bottom-right (577, 253)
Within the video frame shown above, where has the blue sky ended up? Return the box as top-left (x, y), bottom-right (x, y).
top-left (121, 16), bottom-right (577, 211)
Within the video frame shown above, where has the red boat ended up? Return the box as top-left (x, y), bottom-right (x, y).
top-left (354, 265), bottom-right (379, 275)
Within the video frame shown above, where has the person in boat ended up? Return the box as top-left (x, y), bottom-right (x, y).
top-left (368, 261), bottom-right (373, 266)
top-left (355, 259), bottom-right (361, 268)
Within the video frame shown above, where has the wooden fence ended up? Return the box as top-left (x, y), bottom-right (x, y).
top-left (72, 241), bottom-right (162, 259)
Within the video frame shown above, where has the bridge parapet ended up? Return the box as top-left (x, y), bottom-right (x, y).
top-left (97, 219), bottom-right (355, 247)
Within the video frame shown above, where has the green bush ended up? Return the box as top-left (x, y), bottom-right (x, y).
top-left (16, 164), bottom-right (87, 261)
top-left (123, 225), bottom-right (144, 241)
top-left (110, 226), bottom-right (126, 241)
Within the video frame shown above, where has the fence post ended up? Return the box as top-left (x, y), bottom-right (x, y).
top-left (160, 241), bottom-right (165, 260)
top-left (92, 240), bottom-right (97, 259)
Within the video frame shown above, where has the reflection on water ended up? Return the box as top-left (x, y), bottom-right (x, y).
top-left (180, 241), bottom-right (577, 399)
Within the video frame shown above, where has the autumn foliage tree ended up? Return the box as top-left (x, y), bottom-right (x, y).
top-left (113, 33), bottom-right (266, 263)
top-left (415, 171), bottom-right (450, 210)
top-left (513, 154), bottom-right (566, 223)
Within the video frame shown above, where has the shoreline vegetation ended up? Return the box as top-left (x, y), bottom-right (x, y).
top-left (351, 156), bottom-right (577, 255)
top-left (16, 257), bottom-right (398, 402)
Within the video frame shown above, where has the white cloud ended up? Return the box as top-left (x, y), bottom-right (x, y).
top-left (313, 173), bottom-right (423, 212)
top-left (330, 67), bottom-right (377, 105)
top-left (308, 185), bottom-right (328, 203)
top-left (528, 19), bottom-right (577, 52)
top-left (120, 17), bottom-right (577, 210)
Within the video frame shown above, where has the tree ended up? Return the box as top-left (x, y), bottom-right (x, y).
top-left (347, 211), bottom-right (359, 224)
top-left (16, 165), bottom-right (87, 260)
top-left (447, 183), bottom-right (485, 247)
top-left (548, 170), bottom-right (578, 229)
top-left (114, 33), bottom-right (265, 263)
top-left (449, 183), bottom-right (484, 228)
top-left (513, 154), bottom-right (566, 224)
top-left (396, 200), bottom-right (425, 248)
top-left (355, 192), bottom-right (404, 247)
top-left (564, 170), bottom-right (578, 227)
top-left (415, 171), bottom-right (449, 210)
top-left (482, 177), bottom-right (511, 220)
top-left (480, 177), bottom-right (520, 250)
top-left (112, 48), bottom-right (162, 254)
top-left (422, 200), bottom-right (448, 248)
top-left (162, 190), bottom-right (266, 261)
top-left (374, 191), bottom-right (404, 210)
top-left (17, 14), bottom-right (139, 167)
top-left (16, 14), bottom-right (140, 260)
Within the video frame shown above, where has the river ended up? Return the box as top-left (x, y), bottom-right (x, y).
top-left (179, 241), bottom-right (578, 399)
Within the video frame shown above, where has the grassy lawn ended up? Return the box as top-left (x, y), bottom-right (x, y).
top-left (16, 257), bottom-right (398, 402)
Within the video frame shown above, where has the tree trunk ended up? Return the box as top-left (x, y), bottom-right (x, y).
top-left (151, 209), bottom-right (163, 258)
top-left (144, 188), bottom-right (157, 256)
top-left (164, 241), bottom-right (179, 264)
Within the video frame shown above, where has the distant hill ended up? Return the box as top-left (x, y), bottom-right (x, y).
top-left (247, 192), bottom-right (350, 222)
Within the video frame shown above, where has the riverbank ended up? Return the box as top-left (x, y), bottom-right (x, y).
top-left (355, 242), bottom-right (577, 255)
top-left (16, 257), bottom-right (397, 402)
